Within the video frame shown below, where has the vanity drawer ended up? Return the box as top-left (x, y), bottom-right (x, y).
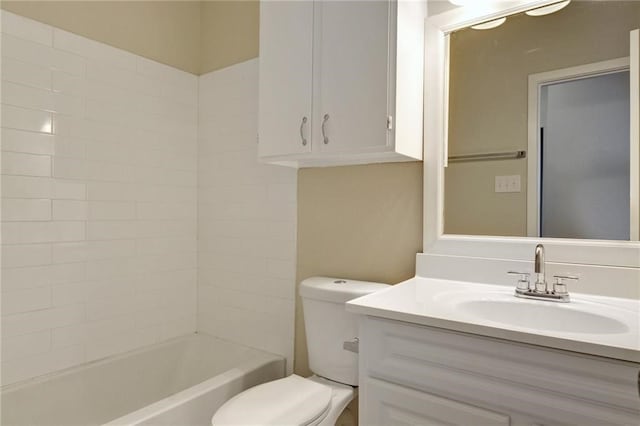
top-left (359, 316), bottom-right (640, 424)
top-left (361, 377), bottom-right (511, 426)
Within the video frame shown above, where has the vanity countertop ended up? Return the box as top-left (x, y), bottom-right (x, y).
top-left (346, 277), bottom-right (640, 363)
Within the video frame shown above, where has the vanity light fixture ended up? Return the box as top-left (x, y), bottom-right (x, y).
top-left (471, 17), bottom-right (507, 30)
top-left (525, 0), bottom-right (571, 17)
top-left (448, 0), bottom-right (496, 5)
top-left (454, 0), bottom-right (571, 30)
top-left (448, 0), bottom-right (505, 29)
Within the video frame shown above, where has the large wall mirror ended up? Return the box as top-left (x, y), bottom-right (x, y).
top-left (443, 0), bottom-right (640, 241)
top-left (423, 0), bottom-right (640, 268)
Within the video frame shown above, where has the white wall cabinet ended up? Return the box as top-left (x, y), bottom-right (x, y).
top-left (359, 316), bottom-right (640, 426)
top-left (258, 0), bottom-right (426, 168)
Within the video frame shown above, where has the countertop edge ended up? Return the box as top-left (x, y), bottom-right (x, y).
top-left (346, 296), bottom-right (640, 364)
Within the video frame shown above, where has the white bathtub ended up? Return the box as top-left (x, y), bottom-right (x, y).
top-left (1, 334), bottom-right (285, 425)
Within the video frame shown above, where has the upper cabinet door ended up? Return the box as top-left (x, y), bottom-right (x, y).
top-left (314, 0), bottom-right (392, 154)
top-left (258, 0), bottom-right (314, 158)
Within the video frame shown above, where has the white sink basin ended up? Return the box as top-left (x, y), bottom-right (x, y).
top-left (436, 290), bottom-right (632, 335)
top-left (455, 299), bottom-right (629, 334)
top-left (346, 277), bottom-right (640, 362)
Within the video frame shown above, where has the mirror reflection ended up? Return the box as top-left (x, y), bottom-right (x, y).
top-left (444, 0), bottom-right (640, 241)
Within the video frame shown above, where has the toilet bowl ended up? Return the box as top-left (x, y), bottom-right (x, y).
top-left (211, 375), bottom-right (354, 425)
top-left (210, 277), bottom-right (389, 426)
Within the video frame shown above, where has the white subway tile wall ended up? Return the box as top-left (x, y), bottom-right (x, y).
top-left (1, 11), bottom-right (198, 385)
top-left (198, 59), bottom-right (297, 373)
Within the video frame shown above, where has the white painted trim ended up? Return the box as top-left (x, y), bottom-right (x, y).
top-left (526, 71), bottom-right (541, 238)
top-left (630, 29), bottom-right (640, 241)
top-left (526, 58), bottom-right (631, 238)
top-left (424, 12), bottom-right (447, 247)
top-left (423, 1), bottom-right (640, 270)
top-left (443, 34), bottom-right (450, 168)
top-left (394, 0), bottom-right (427, 160)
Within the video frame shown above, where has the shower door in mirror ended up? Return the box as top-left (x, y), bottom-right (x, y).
top-left (535, 68), bottom-right (630, 240)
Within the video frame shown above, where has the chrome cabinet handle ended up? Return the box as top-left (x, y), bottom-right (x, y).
top-left (299, 116), bottom-right (308, 146)
top-left (322, 114), bottom-right (329, 144)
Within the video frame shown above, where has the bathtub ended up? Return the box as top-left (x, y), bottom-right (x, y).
top-left (1, 334), bottom-right (285, 425)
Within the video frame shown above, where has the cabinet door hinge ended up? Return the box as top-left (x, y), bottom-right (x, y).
top-left (387, 115), bottom-right (393, 131)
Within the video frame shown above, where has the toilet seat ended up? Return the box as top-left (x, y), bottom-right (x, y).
top-left (211, 375), bottom-right (332, 426)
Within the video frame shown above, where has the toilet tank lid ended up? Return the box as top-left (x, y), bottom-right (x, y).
top-left (299, 277), bottom-right (390, 304)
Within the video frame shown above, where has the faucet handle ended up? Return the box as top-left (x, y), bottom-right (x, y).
top-left (552, 274), bottom-right (579, 295)
top-left (508, 271), bottom-right (531, 291)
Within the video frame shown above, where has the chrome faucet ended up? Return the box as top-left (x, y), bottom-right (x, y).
top-left (534, 244), bottom-right (546, 293)
top-left (508, 244), bottom-right (578, 303)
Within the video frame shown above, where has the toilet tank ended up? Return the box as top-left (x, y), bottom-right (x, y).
top-left (300, 277), bottom-right (389, 386)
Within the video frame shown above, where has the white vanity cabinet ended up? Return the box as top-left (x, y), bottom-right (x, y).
top-left (359, 316), bottom-right (640, 426)
top-left (258, 0), bottom-right (425, 168)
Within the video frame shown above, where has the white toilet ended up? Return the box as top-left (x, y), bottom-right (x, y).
top-left (211, 277), bottom-right (389, 425)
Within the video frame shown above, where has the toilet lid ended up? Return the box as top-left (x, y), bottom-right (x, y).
top-left (211, 375), bottom-right (332, 426)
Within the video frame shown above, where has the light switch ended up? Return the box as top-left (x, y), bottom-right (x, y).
top-left (495, 175), bottom-right (521, 193)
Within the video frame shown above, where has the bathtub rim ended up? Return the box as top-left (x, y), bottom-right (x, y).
top-left (1, 332), bottom-right (284, 425)
top-left (1, 333), bottom-right (191, 393)
top-left (104, 350), bottom-right (283, 425)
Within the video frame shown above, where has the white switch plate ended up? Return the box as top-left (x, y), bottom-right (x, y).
top-left (495, 175), bottom-right (521, 193)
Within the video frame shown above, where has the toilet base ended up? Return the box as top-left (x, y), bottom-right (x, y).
top-left (306, 375), bottom-right (355, 426)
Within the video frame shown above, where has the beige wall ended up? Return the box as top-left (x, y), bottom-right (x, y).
top-left (1, 0), bottom-right (202, 74)
top-left (446, 1), bottom-right (640, 236)
top-left (296, 162), bottom-right (423, 424)
top-left (200, 0), bottom-right (258, 74)
top-left (1, 0), bottom-right (260, 74)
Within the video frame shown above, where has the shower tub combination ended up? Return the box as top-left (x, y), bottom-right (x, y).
top-left (1, 334), bottom-right (284, 425)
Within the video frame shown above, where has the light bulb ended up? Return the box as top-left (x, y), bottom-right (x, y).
top-left (525, 0), bottom-right (571, 17)
top-left (471, 17), bottom-right (507, 30)
top-left (448, 0), bottom-right (498, 6)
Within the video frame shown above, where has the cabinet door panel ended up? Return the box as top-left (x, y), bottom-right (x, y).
top-left (362, 377), bottom-right (511, 426)
top-left (314, 0), bottom-right (391, 154)
top-left (259, 0), bottom-right (314, 157)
